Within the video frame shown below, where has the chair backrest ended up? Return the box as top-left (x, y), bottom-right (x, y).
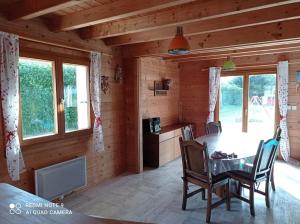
top-left (205, 121), bottom-right (222, 135)
top-left (269, 135), bottom-right (281, 170)
top-left (273, 126), bottom-right (282, 141)
top-left (251, 139), bottom-right (279, 179)
top-left (179, 137), bottom-right (211, 183)
top-left (181, 125), bottom-right (194, 141)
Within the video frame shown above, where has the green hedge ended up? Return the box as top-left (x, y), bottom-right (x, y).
top-left (19, 60), bottom-right (78, 138)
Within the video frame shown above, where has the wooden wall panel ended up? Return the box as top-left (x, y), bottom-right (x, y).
top-left (179, 61), bottom-right (210, 136)
top-left (123, 57), bottom-right (180, 173)
top-left (123, 58), bottom-right (140, 173)
top-left (0, 43), bottom-right (127, 193)
top-left (179, 53), bottom-right (300, 160)
top-left (140, 57), bottom-right (180, 127)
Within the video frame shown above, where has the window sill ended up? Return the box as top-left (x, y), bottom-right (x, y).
top-left (20, 129), bottom-right (93, 148)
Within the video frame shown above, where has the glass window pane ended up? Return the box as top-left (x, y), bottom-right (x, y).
top-left (248, 74), bottom-right (276, 139)
top-left (63, 63), bottom-right (90, 132)
top-left (219, 76), bottom-right (244, 132)
top-left (19, 58), bottom-right (57, 139)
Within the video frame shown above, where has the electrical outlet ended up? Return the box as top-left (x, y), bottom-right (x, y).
top-left (292, 105), bottom-right (297, 110)
top-left (287, 105), bottom-right (292, 110)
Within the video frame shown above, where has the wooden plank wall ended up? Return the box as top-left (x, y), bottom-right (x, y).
top-left (179, 53), bottom-right (300, 160)
top-left (179, 61), bottom-right (211, 136)
top-left (123, 57), bottom-right (180, 173)
top-left (123, 58), bottom-right (140, 173)
top-left (0, 42), bottom-right (127, 192)
top-left (140, 57), bottom-right (180, 127)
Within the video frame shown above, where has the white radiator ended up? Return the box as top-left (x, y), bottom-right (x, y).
top-left (35, 156), bottom-right (87, 200)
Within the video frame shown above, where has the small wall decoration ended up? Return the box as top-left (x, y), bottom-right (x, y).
top-left (154, 78), bottom-right (172, 96)
top-left (154, 81), bottom-right (166, 96)
top-left (296, 71), bottom-right (300, 93)
top-left (163, 78), bottom-right (172, 90)
top-left (115, 64), bottom-right (123, 83)
top-left (101, 75), bottom-right (109, 94)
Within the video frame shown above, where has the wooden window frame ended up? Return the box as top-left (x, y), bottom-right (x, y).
top-left (216, 69), bottom-right (279, 133)
top-left (19, 50), bottom-right (92, 147)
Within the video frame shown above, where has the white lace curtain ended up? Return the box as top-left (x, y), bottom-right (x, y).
top-left (207, 67), bottom-right (221, 123)
top-left (90, 52), bottom-right (104, 152)
top-left (277, 61), bottom-right (290, 161)
top-left (0, 31), bottom-right (25, 180)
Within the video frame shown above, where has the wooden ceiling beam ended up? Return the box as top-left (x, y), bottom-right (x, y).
top-left (105, 3), bottom-right (300, 46)
top-left (50, 0), bottom-right (196, 31)
top-left (4, 0), bottom-right (79, 21)
top-left (121, 19), bottom-right (300, 57)
top-left (206, 52), bottom-right (300, 68)
top-left (81, 0), bottom-right (300, 39)
top-left (169, 47), bottom-right (300, 63)
top-left (0, 15), bottom-right (112, 54)
top-left (164, 43), bottom-right (300, 61)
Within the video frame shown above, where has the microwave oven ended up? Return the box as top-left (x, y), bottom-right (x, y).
top-left (143, 117), bottom-right (161, 133)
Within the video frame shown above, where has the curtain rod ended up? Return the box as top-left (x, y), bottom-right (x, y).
top-left (19, 36), bottom-right (113, 57)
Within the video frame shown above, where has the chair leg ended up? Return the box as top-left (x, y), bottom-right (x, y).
top-left (271, 168), bottom-right (275, 191)
top-left (265, 177), bottom-right (270, 208)
top-left (202, 189), bottom-right (206, 200)
top-left (226, 180), bottom-right (231, 211)
top-left (206, 189), bottom-right (212, 223)
top-left (237, 181), bottom-right (241, 195)
top-left (182, 180), bottom-right (188, 210)
top-left (250, 184), bottom-right (255, 216)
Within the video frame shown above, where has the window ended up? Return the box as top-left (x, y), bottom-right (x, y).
top-left (19, 53), bottom-right (91, 143)
top-left (63, 63), bottom-right (90, 132)
top-left (19, 58), bottom-right (57, 139)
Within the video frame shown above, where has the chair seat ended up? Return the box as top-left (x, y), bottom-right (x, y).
top-left (229, 170), bottom-right (266, 182)
top-left (212, 173), bottom-right (229, 184)
top-left (188, 172), bottom-right (228, 184)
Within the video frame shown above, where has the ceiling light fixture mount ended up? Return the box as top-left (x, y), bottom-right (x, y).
top-left (168, 26), bottom-right (190, 55)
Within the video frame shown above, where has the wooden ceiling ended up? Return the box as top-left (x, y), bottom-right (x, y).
top-left (1, 0), bottom-right (300, 62)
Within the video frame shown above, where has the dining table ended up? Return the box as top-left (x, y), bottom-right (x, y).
top-left (195, 132), bottom-right (264, 176)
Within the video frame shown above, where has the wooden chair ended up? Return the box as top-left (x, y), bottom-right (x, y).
top-left (273, 126), bottom-right (282, 141)
top-left (270, 126), bottom-right (282, 191)
top-left (205, 121), bottom-right (222, 135)
top-left (228, 138), bottom-right (280, 216)
top-left (181, 125), bottom-right (194, 141)
top-left (179, 137), bottom-right (230, 223)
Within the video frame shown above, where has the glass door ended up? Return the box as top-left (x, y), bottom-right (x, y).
top-left (219, 73), bottom-right (277, 138)
top-left (219, 76), bottom-right (244, 132)
top-left (248, 74), bottom-right (276, 138)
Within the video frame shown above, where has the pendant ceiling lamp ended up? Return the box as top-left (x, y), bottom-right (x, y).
top-left (168, 26), bottom-right (190, 55)
top-left (223, 56), bottom-right (236, 71)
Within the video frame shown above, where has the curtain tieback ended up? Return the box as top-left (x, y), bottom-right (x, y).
top-left (280, 115), bottom-right (287, 120)
top-left (4, 131), bottom-right (17, 159)
top-left (95, 116), bottom-right (102, 127)
top-left (6, 131), bottom-right (16, 142)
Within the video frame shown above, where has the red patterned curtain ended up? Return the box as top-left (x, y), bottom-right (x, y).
top-left (207, 67), bottom-right (221, 123)
top-left (90, 52), bottom-right (104, 152)
top-left (0, 31), bottom-right (25, 180)
top-left (277, 61), bottom-right (290, 161)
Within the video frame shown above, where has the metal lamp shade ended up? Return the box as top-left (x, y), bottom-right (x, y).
top-left (223, 57), bottom-right (236, 71)
top-left (168, 27), bottom-right (190, 55)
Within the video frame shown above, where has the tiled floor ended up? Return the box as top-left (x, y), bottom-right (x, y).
top-left (63, 159), bottom-right (300, 224)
